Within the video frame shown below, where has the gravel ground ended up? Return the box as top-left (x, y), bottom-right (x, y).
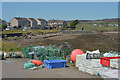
top-left (2, 58), bottom-right (101, 78)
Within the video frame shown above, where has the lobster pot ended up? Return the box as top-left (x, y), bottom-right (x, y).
top-left (79, 65), bottom-right (86, 72)
top-left (86, 53), bottom-right (103, 59)
top-left (28, 51), bottom-right (34, 59)
top-left (91, 59), bottom-right (102, 68)
top-left (22, 49), bottom-right (29, 58)
top-left (101, 67), bottom-right (119, 78)
top-left (86, 67), bottom-right (102, 75)
top-left (22, 45), bottom-right (35, 58)
top-left (48, 57), bottom-right (63, 60)
top-left (76, 54), bottom-right (86, 67)
top-left (28, 54), bottom-right (34, 59)
top-left (110, 59), bottom-right (120, 69)
top-left (33, 46), bottom-right (45, 50)
top-left (86, 50), bottom-right (103, 59)
top-left (84, 59), bottom-right (91, 67)
top-left (38, 55), bottom-right (47, 61)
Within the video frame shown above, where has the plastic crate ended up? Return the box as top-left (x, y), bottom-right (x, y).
top-left (100, 57), bottom-right (120, 67)
top-left (44, 60), bottom-right (67, 69)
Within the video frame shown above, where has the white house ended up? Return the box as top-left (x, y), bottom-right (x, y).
top-left (10, 17), bottom-right (30, 28)
top-left (36, 19), bottom-right (48, 27)
top-left (27, 18), bottom-right (38, 28)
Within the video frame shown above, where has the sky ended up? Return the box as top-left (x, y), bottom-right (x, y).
top-left (2, 2), bottom-right (118, 22)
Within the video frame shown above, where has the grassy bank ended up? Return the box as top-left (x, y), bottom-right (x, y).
top-left (2, 42), bottom-right (23, 52)
top-left (75, 23), bottom-right (118, 32)
top-left (2, 26), bottom-right (118, 35)
top-left (2, 29), bottom-right (61, 34)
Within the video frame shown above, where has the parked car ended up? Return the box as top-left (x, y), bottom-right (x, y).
top-left (23, 27), bottom-right (28, 31)
top-left (41, 27), bottom-right (48, 30)
top-left (5, 27), bottom-right (14, 30)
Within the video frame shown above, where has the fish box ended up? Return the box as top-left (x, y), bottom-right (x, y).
top-left (44, 60), bottom-right (67, 69)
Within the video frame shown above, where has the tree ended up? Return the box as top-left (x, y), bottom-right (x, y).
top-left (38, 25), bottom-right (41, 27)
top-left (18, 25), bottom-right (22, 28)
top-left (70, 20), bottom-right (79, 29)
top-left (1, 24), bottom-right (7, 29)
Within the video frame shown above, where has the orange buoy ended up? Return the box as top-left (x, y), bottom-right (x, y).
top-left (32, 60), bottom-right (42, 65)
top-left (70, 49), bottom-right (84, 62)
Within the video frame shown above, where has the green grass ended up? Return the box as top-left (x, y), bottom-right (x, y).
top-left (75, 23), bottom-right (118, 32)
top-left (2, 29), bottom-right (61, 34)
top-left (1, 42), bottom-right (23, 52)
top-left (2, 29), bottom-right (29, 34)
top-left (28, 29), bottom-right (61, 34)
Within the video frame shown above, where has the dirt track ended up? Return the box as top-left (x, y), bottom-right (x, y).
top-left (4, 32), bottom-right (119, 52)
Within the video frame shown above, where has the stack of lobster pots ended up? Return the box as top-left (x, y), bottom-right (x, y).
top-left (100, 57), bottom-right (120, 78)
top-left (76, 53), bottom-right (102, 75)
top-left (76, 50), bottom-right (120, 79)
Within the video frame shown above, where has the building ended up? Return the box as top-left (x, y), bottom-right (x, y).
top-left (2, 20), bottom-right (8, 25)
top-left (27, 18), bottom-right (38, 27)
top-left (48, 19), bottom-right (67, 28)
top-left (0, 19), bottom-right (8, 25)
top-left (36, 19), bottom-right (48, 27)
top-left (10, 17), bottom-right (30, 28)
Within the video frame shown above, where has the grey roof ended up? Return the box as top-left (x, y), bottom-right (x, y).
top-left (48, 20), bottom-right (65, 23)
top-left (14, 17), bottom-right (29, 21)
top-left (28, 18), bottom-right (36, 21)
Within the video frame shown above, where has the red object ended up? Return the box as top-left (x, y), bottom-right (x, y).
top-left (70, 49), bottom-right (84, 62)
top-left (100, 57), bottom-right (120, 67)
top-left (32, 60), bottom-right (42, 65)
top-left (56, 27), bottom-right (58, 30)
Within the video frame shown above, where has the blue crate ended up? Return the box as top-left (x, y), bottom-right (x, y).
top-left (44, 60), bottom-right (67, 69)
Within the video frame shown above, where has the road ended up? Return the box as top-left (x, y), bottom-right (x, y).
top-left (2, 58), bottom-right (100, 78)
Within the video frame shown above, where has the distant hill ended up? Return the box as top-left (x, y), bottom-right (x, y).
top-left (102, 18), bottom-right (118, 22)
top-left (65, 18), bottom-right (119, 23)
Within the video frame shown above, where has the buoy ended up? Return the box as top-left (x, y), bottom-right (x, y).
top-left (70, 49), bottom-right (84, 62)
top-left (32, 60), bottom-right (42, 65)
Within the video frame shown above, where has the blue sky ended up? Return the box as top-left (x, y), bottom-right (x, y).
top-left (2, 2), bottom-right (118, 22)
